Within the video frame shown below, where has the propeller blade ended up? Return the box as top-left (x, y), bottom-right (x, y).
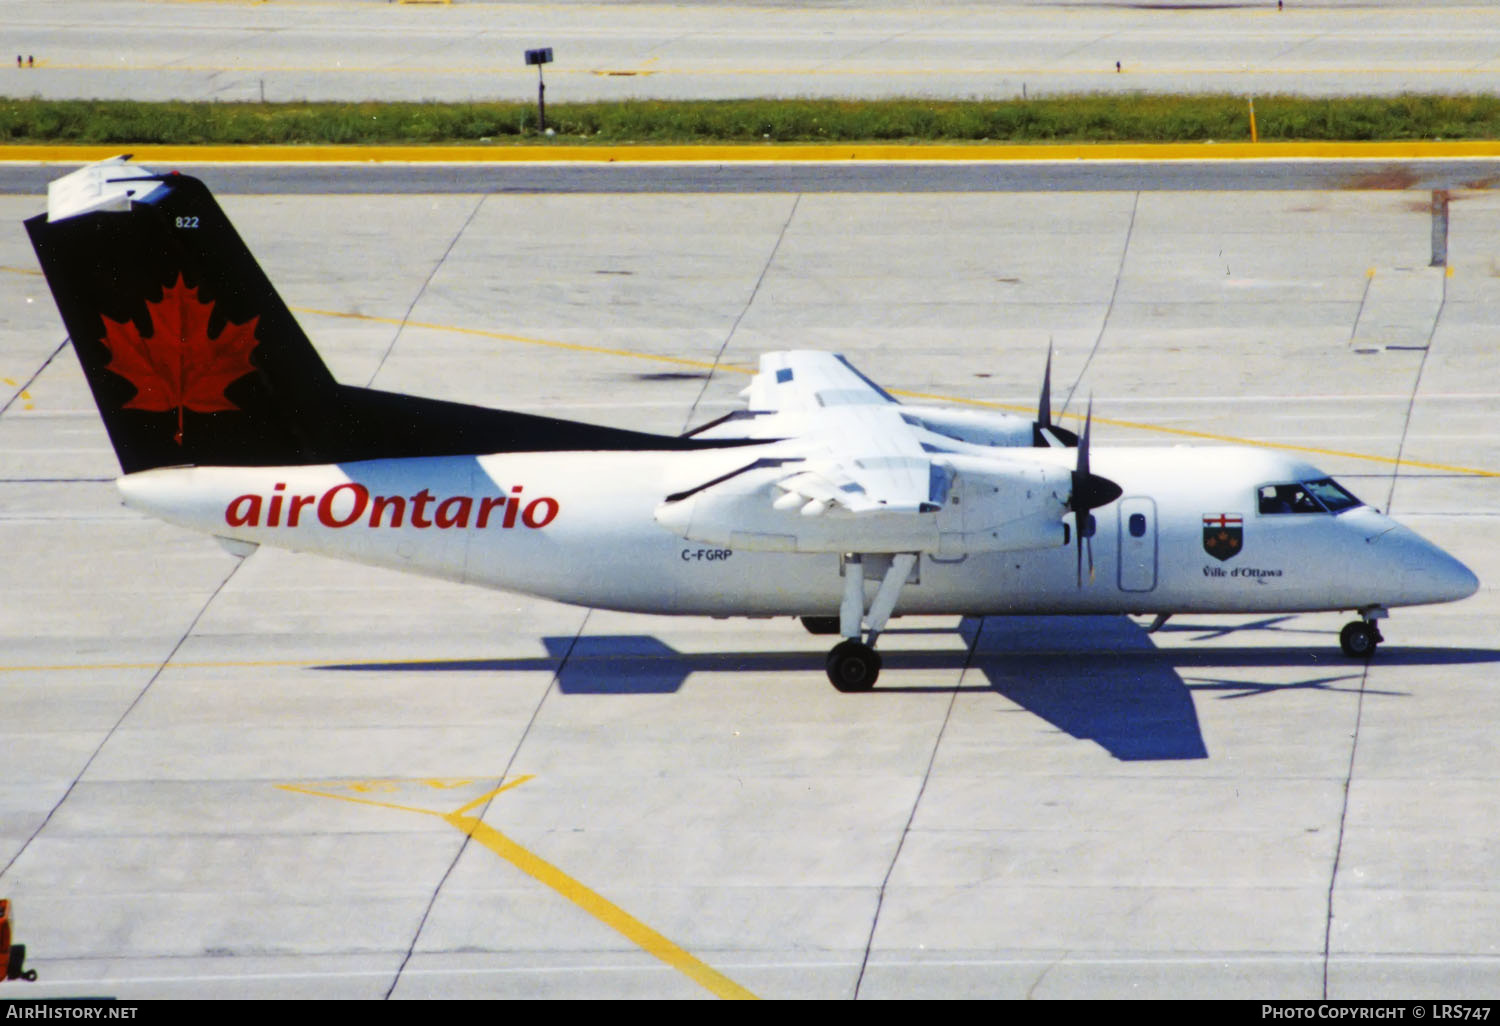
top-left (1076, 518), bottom-right (1084, 588)
top-left (1078, 398), bottom-right (1092, 479)
top-left (1033, 344), bottom-right (1079, 448)
top-left (1072, 512), bottom-right (1100, 587)
top-left (1038, 345), bottom-right (1052, 430)
top-left (1068, 398), bottom-right (1121, 588)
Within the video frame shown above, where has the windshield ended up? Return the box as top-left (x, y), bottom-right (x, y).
top-left (1258, 478), bottom-right (1364, 515)
top-left (1302, 477), bottom-right (1363, 513)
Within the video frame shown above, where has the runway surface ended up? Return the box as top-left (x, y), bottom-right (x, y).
top-left (0, 162), bottom-right (1496, 999)
top-left (7, 0), bottom-right (1500, 101)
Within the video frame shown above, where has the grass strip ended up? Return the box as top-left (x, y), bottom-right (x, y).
top-left (2, 95), bottom-right (1500, 145)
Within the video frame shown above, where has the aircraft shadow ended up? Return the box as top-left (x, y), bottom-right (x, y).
top-left (318, 620), bottom-right (1500, 763)
top-left (954, 616), bottom-right (1208, 761)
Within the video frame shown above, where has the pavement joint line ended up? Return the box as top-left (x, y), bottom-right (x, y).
top-left (365, 194), bottom-right (488, 389)
top-left (1385, 271), bottom-right (1448, 513)
top-left (449, 775), bottom-right (532, 817)
top-left (279, 776), bottom-right (758, 1000)
top-left (855, 619), bottom-right (971, 998)
top-left (683, 193), bottom-right (800, 430)
top-left (9, 141), bottom-right (1500, 165)
top-left (1322, 657), bottom-right (1373, 999)
top-left (0, 554), bottom-right (247, 882)
top-left (0, 335), bottom-right (65, 419)
top-left (1061, 190), bottom-right (1139, 416)
top-left (379, 607), bottom-right (567, 998)
top-left (445, 814), bottom-right (759, 1000)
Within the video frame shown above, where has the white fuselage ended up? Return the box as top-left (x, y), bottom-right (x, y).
top-left (117, 443), bottom-right (1478, 620)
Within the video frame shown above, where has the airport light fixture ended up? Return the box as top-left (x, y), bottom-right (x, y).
top-left (525, 47), bottom-right (554, 134)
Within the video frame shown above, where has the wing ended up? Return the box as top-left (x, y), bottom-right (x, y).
top-left (772, 405), bottom-right (947, 516)
top-left (679, 352), bottom-right (941, 516)
top-left (743, 351), bottom-right (897, 416)
top-left (687, 349), bottom-right (1056, 451)
top-left (658, 350), bottom-right (1081, 555)
top-left (683, 350), bottom-right (902, 443)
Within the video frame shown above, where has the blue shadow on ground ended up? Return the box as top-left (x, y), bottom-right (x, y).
top-left (318, 617), bottom-right (1500, 762)
top-left (957, 615), bottom-right (1208, 761)
top-left (542, 634), bottom-right (689, 695)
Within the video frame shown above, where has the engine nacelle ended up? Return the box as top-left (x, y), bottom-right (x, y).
top-left (654, 454), bottom-right (1073, 556)
top-left (901, 406), bottom-right (1077, 449)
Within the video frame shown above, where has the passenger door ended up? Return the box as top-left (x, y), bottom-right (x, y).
top-left (1118, 496), bottom-right (1158, 592)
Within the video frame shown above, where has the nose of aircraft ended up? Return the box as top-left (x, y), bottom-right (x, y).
top-left (1423, 545), bottom-right (1481, 603)
top-left (1370, 521), bottom-right (1480, 605)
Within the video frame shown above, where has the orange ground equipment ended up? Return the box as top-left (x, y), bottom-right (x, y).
top-left (0, 898), bottom-right (38, 982)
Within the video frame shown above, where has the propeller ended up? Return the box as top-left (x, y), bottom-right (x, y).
top-left (1033, 344), bottom-right (1079, 448)
top-left (1068, 398), bottom-right (1122, 586)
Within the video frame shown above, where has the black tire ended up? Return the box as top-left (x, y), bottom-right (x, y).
top-left (6, 943), bottom-right (28, 982)
top-left (826, 639), bottom-right (881, 692)
top-left (801, 616), bottom-right (842, 636)
top-left (1340, 621), bottom-right (1379, 658)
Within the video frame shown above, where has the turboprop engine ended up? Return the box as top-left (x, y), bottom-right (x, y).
top-left (653, 453), bottom-right (1077, 557)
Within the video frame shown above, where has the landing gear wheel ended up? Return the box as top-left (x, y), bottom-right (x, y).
top-left (801, 616), bottom-right (842, 636)
top-left (826, 639), bottom-right (881, 692)
top-left (1340, 621), bottom-right (1381, 658)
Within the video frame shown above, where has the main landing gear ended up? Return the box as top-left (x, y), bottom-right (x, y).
top-left (1339, 606), bottom-right (1387, 658)
top-left (822, 552), bottom-right (916, 692)
top-left (827, 638), bottom-right (881, 691)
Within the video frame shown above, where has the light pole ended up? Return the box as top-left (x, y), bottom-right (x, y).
top-left (524, 48), bottom-right (553, 134)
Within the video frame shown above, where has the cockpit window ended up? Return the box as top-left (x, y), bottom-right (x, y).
top-left (1258, 478), bottom-right (1363, 515)
top-left (1258, 484), bottom-right (1321, 514)
top-left (1302, 477), bottom-right (1363, 513)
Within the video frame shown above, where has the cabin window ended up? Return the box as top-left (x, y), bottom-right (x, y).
top-left (1128, 512), bottom-right (1148, 537)
top-left (1258, 478), bottom-right (1364, 515)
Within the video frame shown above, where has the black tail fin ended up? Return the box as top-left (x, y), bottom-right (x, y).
top-left (25, 158), bottom-right (738, 474)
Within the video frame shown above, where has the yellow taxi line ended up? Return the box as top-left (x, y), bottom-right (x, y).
top-left (295, 305), bottom-right (1499, 478)
top-left (2, 282), bottom-right (1488, 479)
top-left (892, 389), bottom-right (1500, 478)
top-left (8, 140), bottom-right (1500, 164)
top-left (291, 306), bottom-right (741, 373)
top-left (445, 813), bottom-right (758, 1000)
top-left (278, 776), bottom-right (758, 1000)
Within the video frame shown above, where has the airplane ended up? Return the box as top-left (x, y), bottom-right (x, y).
top-left (23, 158), bottom-right (1480, 691)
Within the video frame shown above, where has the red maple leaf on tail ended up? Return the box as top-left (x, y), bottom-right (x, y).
top-left (99, 274), bottom-right (260, 445)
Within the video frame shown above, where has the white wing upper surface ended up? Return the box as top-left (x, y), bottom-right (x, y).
top-left (695, 352), bottom-right (948, 516)
top-left (660, 351), bottom-right (1074, 553)
top-left (743, 350), bottom-right (897, 416)
top-left (774, 404), bottom-right (944, 515)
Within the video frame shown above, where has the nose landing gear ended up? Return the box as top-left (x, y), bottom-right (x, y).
top-left (1340, 606), bottom-right (1387, 658)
